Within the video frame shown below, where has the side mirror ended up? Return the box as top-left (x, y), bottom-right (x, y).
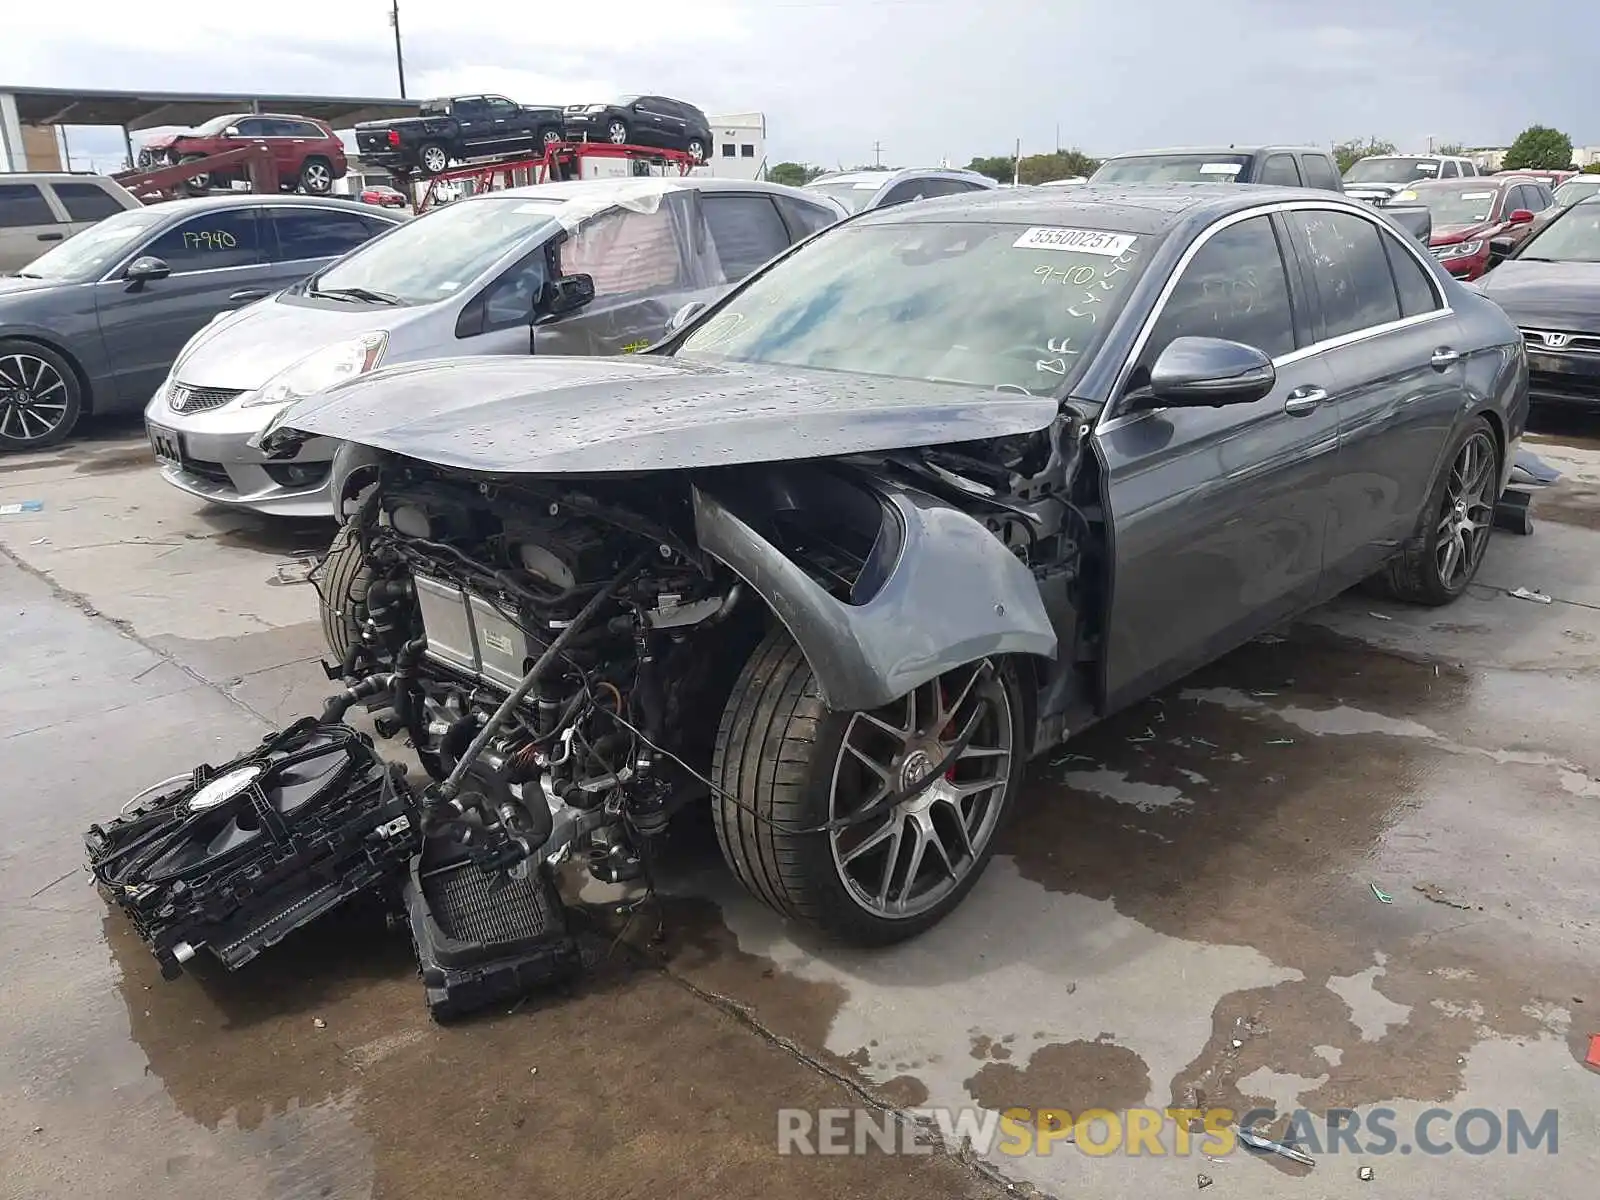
top-left (1131, 336), bottom-right (1277, 410)
top-left (1507, 208), bottom-right (1535, 226)
top-left (224, 126), bottom-right (241, 138)
top-left (535, 273), bottom-right (596, 323)
top-left (124, 256), bottom-right (171, 285)
top-left (667, 300), bottom-right (705, 334)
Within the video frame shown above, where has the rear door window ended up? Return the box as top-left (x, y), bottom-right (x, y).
top-left (1382, 231), bottom-right (1441, 318)
top-left (270, 207), bottom-right (383, 262)
top-left (773, 195), bottom-right (838, 239)
top-left (1258, 154), bottom-right (1302, 186)
top-left (1299, 154), bottom-right (1341, 191)
top-left (48, 181), bottom-right (126, 221)
top-left (1286, 210), bottom-right (1401, 339)
top-left (1141, 214), bottom-right (1297, 364)
top-left (234, 117), bottom-right (272, 137)
top-left (703, 193), bottom-right (793, 279)
top-left (140, 208), bottom-right (265, 272)
top-left (0, 183), bottom-right (60, 227)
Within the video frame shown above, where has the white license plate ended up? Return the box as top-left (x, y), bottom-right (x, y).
top-left (148, 422), bottom-right (183, 465)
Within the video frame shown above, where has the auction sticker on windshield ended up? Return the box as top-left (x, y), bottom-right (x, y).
top-left (1013, 227), bottom-right (1138, 256)
top-left (1199, 163), bottom-right (1243, 175)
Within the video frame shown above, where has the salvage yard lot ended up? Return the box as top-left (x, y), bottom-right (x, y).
top-left (3, 415), bottom-right (1599, 1199)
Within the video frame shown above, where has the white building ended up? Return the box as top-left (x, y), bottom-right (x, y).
top-left (703, 112), bottom-right (766, 181)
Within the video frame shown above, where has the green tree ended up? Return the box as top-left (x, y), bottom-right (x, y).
top-left (1502, 125), bottom-right (1573, 171)
top-left (1333, 137), bottom-right (1398, 174)
top-left (1435, 143), bottom-right (1465, 156)
top-left (766, 161), bottom-right (826, 186)
top-left (1584, 162), bottom-right (1600, 175)
top-left (1017, 149), bottom-right (1101, 185)
top-left (966, 155), bottom-right (1017, 183)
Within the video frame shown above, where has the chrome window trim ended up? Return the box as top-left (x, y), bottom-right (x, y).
top-left (1095, 198), bottom-right (1455, 436)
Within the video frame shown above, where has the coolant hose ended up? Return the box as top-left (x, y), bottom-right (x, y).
top-left (320, 673), bottom-right (394, 723)
top-left (437, 547), bottom-right (653, 801)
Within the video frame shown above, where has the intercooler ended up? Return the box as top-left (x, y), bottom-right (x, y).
top-left (411, 574), bottom-right (540, 690)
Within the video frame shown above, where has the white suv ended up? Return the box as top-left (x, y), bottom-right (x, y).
top-left (1342, 154), bottom-right (1482, 202)
top-left (0, 173), bottom-right (141, 273)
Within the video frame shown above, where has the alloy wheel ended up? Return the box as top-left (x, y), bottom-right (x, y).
top-left (0, 354), bottom-right (71, 443)
top-left (1436, 429), bottom-right (1496, 589)
top-left (827, 661), bottom-right (1013, 919)
top-left (543, 129), bottom-right (562, 147)
top-left (607, 122), bottom-right (629, 144)
top-left (302, 162), bottom-right (330, 191)
top-left (422, 146), bottom-right (448, 173)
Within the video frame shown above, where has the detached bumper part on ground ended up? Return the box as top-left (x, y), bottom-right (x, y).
top-left (87, 717), bottom-right (580, 1019)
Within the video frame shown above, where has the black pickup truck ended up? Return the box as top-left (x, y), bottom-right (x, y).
top-left (354, 95), bottom-right (565, 176)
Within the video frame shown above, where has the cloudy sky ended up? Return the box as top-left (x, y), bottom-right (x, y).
top-left (7, 0), bottom-right (1595, 171)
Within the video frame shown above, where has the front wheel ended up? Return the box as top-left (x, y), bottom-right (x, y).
top-left (711, 628), bottom-right (1023, 944)
top-left (1372, 415), bottom-right (1499, 605)
top-left (606, 119), bottom-right (630, 145)
top-left (0, 340), bottom-right (83, 451)
top-left (316, 517), bottom-right (374, 663)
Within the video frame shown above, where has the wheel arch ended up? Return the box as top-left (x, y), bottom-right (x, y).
top-left (691, 477), bottom-right (1059, 716)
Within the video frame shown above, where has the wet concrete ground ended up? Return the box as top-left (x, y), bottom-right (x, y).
top-left (2, 414), bottom-right (1598, 1198)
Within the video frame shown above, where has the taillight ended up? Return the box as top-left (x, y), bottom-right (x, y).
top-left (387, 130), bottom-right (400, 148)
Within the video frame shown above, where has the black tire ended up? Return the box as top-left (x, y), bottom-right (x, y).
top-left (686, 137), bottom-right (707, 163)
top-left (0, 339), bottom-right (83, 451)
top-left (605, 119), bottom-right (630, 145)
top-left (179, 155), bottom-right (210, 196)
top-left (540, 126), bottom-right (563, 149)
top-left (298, 156), bottom-right (334, 195)
top-left (1372, 415), bottom-right (1499, 606)
top-left (318, 517), bottom-right (374, 663)
top-left (711, 627), bottom-right (1024, 944)
top-left (418, 142), bottom-right (450, 176)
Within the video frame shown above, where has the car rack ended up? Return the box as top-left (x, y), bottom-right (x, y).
top-left (114, 142), bottom-right (283, 203)
top-left (413, 141), bottom-right (701, 212)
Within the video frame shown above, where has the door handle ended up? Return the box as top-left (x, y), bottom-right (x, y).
top-left (37, 231), bottom-right (65, 241)
top-left (1430, 347), bottom-right (1461, 370)
top-left (229, 289), bottom-right (269, 302)
top-left (1283, 385), bottom-right (1328, 416)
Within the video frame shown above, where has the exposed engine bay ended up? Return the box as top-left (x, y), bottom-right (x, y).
top-left (91, 417), bottom-right (1098, 1014)
top-left (321, 424), bottom-right (1090, 894)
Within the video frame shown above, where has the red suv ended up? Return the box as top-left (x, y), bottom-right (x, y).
top-left (141, 113), bottom-right (349, 194)
top-left (1393, 175), bottom-right (1557, 279)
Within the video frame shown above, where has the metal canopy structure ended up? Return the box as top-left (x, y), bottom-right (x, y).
top-left (0, 85), bottom-right (423, 173)
top-left (3, 85), bottom-right (420, 131)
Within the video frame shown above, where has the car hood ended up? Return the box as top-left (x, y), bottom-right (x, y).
top-left (172, 294), bottom-right (410, 389)
top-left (274, 354), bottom-right (1060, 474)
top-left (1476, 259), bottom-right (1600, 328)
top-left (1432, 221), bottom-right (1493, 243)
top-left (0, 275), bottom-right (63, 299)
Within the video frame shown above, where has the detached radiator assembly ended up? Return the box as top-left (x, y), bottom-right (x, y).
top-left (86, 717), bottom-right (580, 1019)
top-left (87, 719), bottom-right (420, 978)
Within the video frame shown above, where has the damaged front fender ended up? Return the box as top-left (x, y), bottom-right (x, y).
top-left (692, 481), bottom-right (1056, 713)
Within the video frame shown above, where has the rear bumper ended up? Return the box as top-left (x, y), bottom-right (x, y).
top-left (356, 148), bottom-right (411, 168)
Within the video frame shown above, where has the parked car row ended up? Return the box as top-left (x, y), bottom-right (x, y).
top-left (354, 94), bottom-right (715, 177)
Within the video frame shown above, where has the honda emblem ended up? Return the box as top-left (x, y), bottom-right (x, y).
top-left (1543, 332), bottom-right (1571, 349)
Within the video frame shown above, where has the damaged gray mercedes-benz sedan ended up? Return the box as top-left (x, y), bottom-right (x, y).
top-left (259, 183), bottom-right (1528, 944)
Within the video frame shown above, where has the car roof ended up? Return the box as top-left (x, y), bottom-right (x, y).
top-left (809, 167), bottom-right (996, 188)
top-left (1404, 176), bottom-right (1514, 191)
top-left (1104, 146), bottom-right (1329, 158)
top-left (139, 194), bottom-right (397, 216)
top-left (488, 175), bottom-right (839, 205)
top-left (846, 181), bottom-right (1369, 235)
top-left (1, 171), bottom-right (125, 183)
